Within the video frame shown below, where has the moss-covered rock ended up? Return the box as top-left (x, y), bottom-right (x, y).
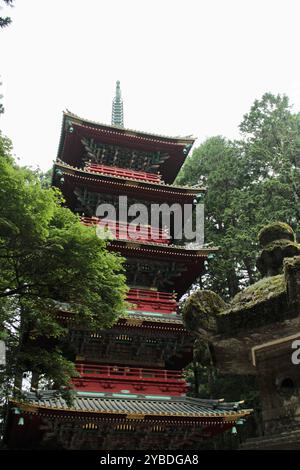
top-left (182, 289), bottom-right (228, 335)
top-left (223, 275), bottom-right (286, 313)
top-left (215, 275), bottom-right (294, 334)
top-left (258, 222), bottom-right (295, 247)
top-left (284, 256), bottom-right (300, 306)
top-left (193, 338), bottom-right (213, 365)
top-left (184, 223), bottom-right (299, 338)
top-left (256, 239), bottom-right (300, 276)
top-left (284, 255), bottom-right (300, 274)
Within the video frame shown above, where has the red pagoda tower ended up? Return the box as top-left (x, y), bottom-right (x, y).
top-left (5, 84), bottom-right (251, 450)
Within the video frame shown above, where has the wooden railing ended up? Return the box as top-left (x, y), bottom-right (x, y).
top-left (85, 163), bottom-right (162, 184)
top-left (81, 217), bottom-right (170, 245)
top-left (127, 288), bottom-right (177, 314)
top-left (75, 363), bottom-right (184, 382)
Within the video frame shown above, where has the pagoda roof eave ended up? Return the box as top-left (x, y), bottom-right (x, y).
top-left (109, 240), bottom-right (218, 259)
top-left (9, 392), bottom-right (252, 422)
top-left (54, 161), bottom-right (206, 196)
top-left (108, 242), bottom-right (217, 297)
top-left (61, 110), bottom-right (196, 147)
top-left (56, 111), bottom-right (197, 184)
top-left (55, 309), bottom-right (186, 329)
top-left (117, 313), bottom-right (185, 329)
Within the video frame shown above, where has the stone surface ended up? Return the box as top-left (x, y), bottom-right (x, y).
top-left (183, 222), bottom-right (300, 449)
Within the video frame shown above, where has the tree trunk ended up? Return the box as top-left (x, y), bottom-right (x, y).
top-left (31, 371), bottom-right (40, 390)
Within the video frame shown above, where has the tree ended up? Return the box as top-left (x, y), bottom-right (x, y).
top-left (0, 132), bottom-right (128, 400)
top-left (0, 0), bottom-right (15, 112)
top-left (178, 94), bottom-right (300, 447)
top-left (34, 167), bottom-right (53, 188)
top-left (0, 0), bottom-right (13, 28)
top-left (176, 136), bottom-right (245, 297)
top-left (177, 93), bottom-right (300, 298)
top-left (0, 80), bottom-right (4, 115)
top-left (239, 93), bottom-right (300, 228)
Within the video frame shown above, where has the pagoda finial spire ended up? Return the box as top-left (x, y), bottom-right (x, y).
top-left (111, 80), bottom-right (124, 128)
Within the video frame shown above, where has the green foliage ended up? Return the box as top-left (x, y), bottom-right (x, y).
top-left (176, 93), bottom-right (300, 298)
top-left (177, 136), bottom-right (248, 297)
top-left (0, 131), bottom-right (128, 398)
top-left (0, 0), bottom-right (14, 28)
top-left (184, 360), bottom-right (261, 449)
top-left (0, 80), bottom-right (4, 115)
top-left (35, 168), bottom-right (53, 189)
top-left (178, 92), bottom-right (300, 448)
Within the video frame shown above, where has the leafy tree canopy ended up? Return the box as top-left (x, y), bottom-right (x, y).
top-left (177, 93), bottom-right (300, 298)
top-left (178, 92), bottom-right (300, 447)
top-left (0, 0), bottom-right (13, 28)
top-left (0, 81), bottom-right (4, 115)
top-left (0, 132), bottom-right (128, 397)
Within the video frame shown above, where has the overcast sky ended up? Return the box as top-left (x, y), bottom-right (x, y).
top-left (1, 0), bottom-right (300, 170)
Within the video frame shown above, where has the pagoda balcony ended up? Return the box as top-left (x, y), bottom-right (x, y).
top-left (81, 216), bottom-right (171, 245)
top-left (127, 288), bottom-right (177, 314)
top-left (85, 163), bottom-right (163, 184)
top-left (72, 363), bottom-right (187, 396)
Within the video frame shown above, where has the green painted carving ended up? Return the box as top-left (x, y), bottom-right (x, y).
top-left (81, 137), bottom-right (169, 173)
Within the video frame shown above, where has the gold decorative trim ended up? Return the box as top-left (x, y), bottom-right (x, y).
top-left (126, 413), bottom-right (145, 420)
top-left (125, 318), bottom-right (143, 326)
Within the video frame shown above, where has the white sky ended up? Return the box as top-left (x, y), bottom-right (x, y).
top-left (1, 0), bottom-right (300, 170)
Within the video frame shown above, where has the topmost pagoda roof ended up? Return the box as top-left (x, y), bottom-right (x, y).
top-left (57, 111), bottom-right (196, 184)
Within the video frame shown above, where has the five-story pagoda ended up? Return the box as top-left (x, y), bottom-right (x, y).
top-left (5, 83), bottom-right (251, 450)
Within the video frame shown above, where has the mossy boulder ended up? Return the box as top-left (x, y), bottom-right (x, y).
top-left (182, 290), bottom-right (228, 336)
top-left (284, 256), bottom-right (300, 306)
top-left (217, 275), bottom-right (290, 334)
top-left (257, 239), bottom-right (300, 276)
top-left (258, 222), bottom-right (295, 247)
top-left (224, 275), bottom-right (286, 313)
top-left (193, 338), bottom-right (213, 366)
top-left (183, 223), bottom-right (299, 338)
top-left (284, 255), bottom-right (300, 274)
top-left (256, 223), bottom-right (300, 276)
